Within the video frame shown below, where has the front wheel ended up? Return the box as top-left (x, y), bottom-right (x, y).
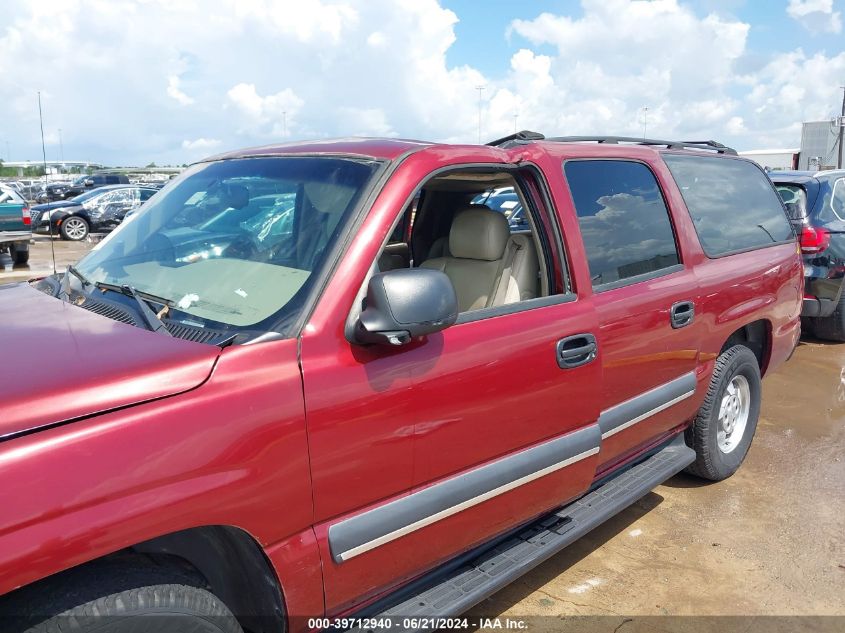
top-left (18, 583), bottom-right (243, 633)
top-left (60, 216), bottom-right (89, 241)
top-left (685, 345), bottom-right (761, 481)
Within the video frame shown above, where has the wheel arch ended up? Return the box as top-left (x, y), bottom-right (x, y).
top-left (133, 525), bottom-right (287, 633)
top-left (0, 525), bottom-right (288, 633)
top-left (719, 319), bottom-right (772, 376)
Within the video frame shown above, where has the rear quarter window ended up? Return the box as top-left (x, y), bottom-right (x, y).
top-left (663, 154), bottom-right (793, 257)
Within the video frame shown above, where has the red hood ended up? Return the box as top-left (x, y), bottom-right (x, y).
top-left (0, 283), bottom-right (220, 440)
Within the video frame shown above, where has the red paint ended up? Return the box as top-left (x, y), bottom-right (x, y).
top-left (0, 138), bottom-right (801, 629)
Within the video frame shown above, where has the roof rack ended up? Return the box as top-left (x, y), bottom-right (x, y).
top-left (486, 132), bottom-right (737, 155)
top-left (544, 136), bottom-right (737, 155)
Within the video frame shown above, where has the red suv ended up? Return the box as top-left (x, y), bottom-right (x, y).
top-left (0, 133), bottom-right (801, 633)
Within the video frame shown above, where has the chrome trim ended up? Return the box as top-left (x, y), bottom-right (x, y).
top-left (601, 390), bottom-right (695, 439)
top-left (336, 445), bottom-right (600, 562)
top-left (598, 371), bottom-right (697, 440)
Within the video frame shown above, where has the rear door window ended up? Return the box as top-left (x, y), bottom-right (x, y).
top-left (663, 154), bottom-right (793, 256)
top-left (830, 179), bottom-right (845, 221)
top-left (565, 160), bottom-right (680, 290)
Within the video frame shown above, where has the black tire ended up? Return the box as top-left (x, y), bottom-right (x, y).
top-left (59, 216), bottom-right (89, 241)
top-left (10, 244), bottom-right (29, 265)
top-left (685, 345), bottom-right (761, 481)
top-left (811, 288), bottom-right (845, 341)
top-left (1, 556), bottom-right (243, 633)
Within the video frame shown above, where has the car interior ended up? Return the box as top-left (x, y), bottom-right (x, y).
top-left (376, 170), bottom-right (552, 314)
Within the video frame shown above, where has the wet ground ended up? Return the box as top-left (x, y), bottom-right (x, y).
top-left (472, 340), bottom-right (845, 627)
top-left (3, 237), bottom-right (844, 628)
top-left (0, 234), bottom-right (97, 283)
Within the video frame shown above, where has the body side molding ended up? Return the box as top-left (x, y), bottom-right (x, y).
top-left (598, 371), bottom-right (696, 440)
top-left (328, 424), bottom-right (601, 563)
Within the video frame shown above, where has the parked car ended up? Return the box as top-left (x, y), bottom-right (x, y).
top-left (0, 185), bottom-right (31, 265)
top-left (472, 186), bottom-right (529, 230)
top-left (0, 134), bottom-right (801, 632)
top-left (36, 173), bottom-right (131, 203)
top-left (30, 184), bottom-right (158, 240)
top-left (770, 169), bottom-right (845, 340)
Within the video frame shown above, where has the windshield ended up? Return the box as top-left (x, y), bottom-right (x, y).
top-left (76, 156), bottom-right (380, 331)
top-left (73, 176), bottom-right (89, 186)
top-left (775, 184), bottom-right (807, 220)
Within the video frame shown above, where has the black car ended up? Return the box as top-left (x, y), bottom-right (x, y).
top-left (36, 173), bottom-right (131, 203)
top-left (30, 185), bottom-right (158, 240)
top-left (770, 169), bottom-right (845, 340)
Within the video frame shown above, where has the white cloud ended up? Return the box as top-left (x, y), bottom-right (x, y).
top-left (181, 138), bottom-right (222, 151)
top-left (167, 75), bottom-right (194, 106)
top-left (787, 0), bottom-right (842, 34)
top-left (0, 0), bottom-right (841, 166)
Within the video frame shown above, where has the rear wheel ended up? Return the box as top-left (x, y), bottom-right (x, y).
top-left (685, 345), bottom-right (761, 481)
top-left (60, 216), bottom-right (89, 241)
top-left (811, 288), bottom-right (845, 341)
top-left (9, 244), bottom-right (29, 265)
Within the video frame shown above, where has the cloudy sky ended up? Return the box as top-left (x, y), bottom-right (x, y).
top-left (1, 0), bottom-right (843, 166)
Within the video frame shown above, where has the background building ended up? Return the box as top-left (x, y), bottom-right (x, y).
top-left (798, 120), bottom-right (841, 170)
top-left (738, 149), bottom-right (799, 171)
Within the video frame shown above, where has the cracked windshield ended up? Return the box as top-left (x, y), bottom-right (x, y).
top-left (75, 157), bottom-right (379, 328)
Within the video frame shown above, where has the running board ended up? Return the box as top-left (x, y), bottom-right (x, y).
top-left (348, 434), bottom-right (695, 631)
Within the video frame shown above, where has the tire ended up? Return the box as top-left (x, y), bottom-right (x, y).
top-left (1, 557), bottom-right (244, 633)
top-left (811, 288), bottom-right (845, 341)
top-left (60, 216), bottom-right (89, 241)
top-left (10, 244), bottom-right (29, 265)
top-left (685, 345), bottom-right (761, 481)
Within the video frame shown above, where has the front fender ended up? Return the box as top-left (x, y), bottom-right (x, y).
top-left (0, 339), bottom-right (313, 598)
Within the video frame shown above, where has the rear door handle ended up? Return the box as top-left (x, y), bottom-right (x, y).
top-left (556, 333), bottom-right (597, 369)
top-left (670, 301), bottom-right (695, 329)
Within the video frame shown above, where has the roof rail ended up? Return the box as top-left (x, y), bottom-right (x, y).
top-left (486, 130), bottom-right (545, 148)
top-left (544, 136), bottom-right (737, 155)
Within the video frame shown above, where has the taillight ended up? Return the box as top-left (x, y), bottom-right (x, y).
top-left (22, 207), bottom-right (31, 226)
top-left (800, 225), bottom-right (829, 254)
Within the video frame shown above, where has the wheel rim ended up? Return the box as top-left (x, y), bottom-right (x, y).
top-left (64, 217), bottom-right (87, 239)
top-left (717, 374), bottom-right (750, 453)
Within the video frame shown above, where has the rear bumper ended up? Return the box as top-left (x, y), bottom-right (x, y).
top-left (802, 296), bottom-right (837, 318)
top-left (0, 231), bottom-right (32, 245)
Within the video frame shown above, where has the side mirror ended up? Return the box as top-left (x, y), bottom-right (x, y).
top-left (354, 268), bottom-right (458, 346)
top-left (84, 179), bottom-right (95, 187)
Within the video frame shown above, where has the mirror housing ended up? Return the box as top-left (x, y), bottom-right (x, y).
top-left (84, 178), bottom-right (95, 187)
top-left (354, 268), bottom-right (458, 346)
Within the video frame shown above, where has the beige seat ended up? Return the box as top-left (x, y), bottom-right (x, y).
top-left (421, 207), bottom-right (539, 312)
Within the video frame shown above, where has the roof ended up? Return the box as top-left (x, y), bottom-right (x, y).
top-left (204, 137), bottom-right (433, 163)
top-left (770, 169), bottom-right (845, 182)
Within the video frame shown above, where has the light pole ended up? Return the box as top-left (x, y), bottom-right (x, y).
top-left (475, 85), bottom-right (485, 144)
top-left (282, 111), bottom-right (287, 137)
top-left (513, 113), bottom-right (519, 133)
top-left (58, 128), bottom-right (64, 164)
top-left (641, 106), bottom-right (649, 139)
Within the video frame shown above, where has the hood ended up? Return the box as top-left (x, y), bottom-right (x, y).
top-left (32, 201), bottom-right (81, 212)
top-left (0, 283), bottom-right (220, 441)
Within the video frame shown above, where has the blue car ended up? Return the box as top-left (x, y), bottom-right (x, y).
top-left (771, 169), bottom-right (845, 339)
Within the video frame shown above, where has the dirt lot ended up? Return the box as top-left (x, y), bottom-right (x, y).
top-left (2, 236), bottom-right (844, 627)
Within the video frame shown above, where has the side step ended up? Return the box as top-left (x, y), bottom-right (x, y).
top-left (350, 434), bottom-right (695, 631)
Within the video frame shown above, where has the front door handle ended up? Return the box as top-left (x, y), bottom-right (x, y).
top-left (556, 333), bottom-right (597, 369)
top-left (670, 301), bottom-right (695, 328)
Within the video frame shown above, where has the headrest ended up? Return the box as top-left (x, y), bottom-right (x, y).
top-left (449, 206), bottom-right (510, 261)
top-left (221, 183), bottom-right (250, 210)
top-left (304, 180), bottom-right (357, 216)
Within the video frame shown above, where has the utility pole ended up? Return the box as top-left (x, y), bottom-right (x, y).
top-left (838, 83), bottom-right (844, 169)
top-left (475, 85), bottom-right (485, 143)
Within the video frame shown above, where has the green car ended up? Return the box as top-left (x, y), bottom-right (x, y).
top-left (0, 185), bottom-right (32, 265)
